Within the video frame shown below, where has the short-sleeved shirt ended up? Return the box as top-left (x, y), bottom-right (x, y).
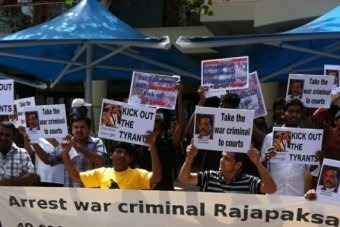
top-left (197, 170), bottom-right (261, 193)
top-left (48, 136), bottom-right (107, 187)
top-left (0, 145), bottom-right (36, 180)
top-left (80, 167), bottom-right (152, 189)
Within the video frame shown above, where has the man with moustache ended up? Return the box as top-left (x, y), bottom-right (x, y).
top-left (33, 114), bottom-right (107, 187)
top-left (321, 167), bottom-right (339, 193)
top-left (0, 121), bottom-right (37, 186)
top-left (197, 115), bottom-right (213, 140)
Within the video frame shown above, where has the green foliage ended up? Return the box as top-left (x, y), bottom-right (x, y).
top-left (185, 0), bottom-right (213, 16)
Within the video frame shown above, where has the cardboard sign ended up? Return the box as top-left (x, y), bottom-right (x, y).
top-left (316, 158), bottom-right (340, 203)
top-left (202, 56), bottom-right (249, 92)
top-left (24, 104), bottom-right (68, 139)
top-left (286, 74), bottom-right (333, 108)
top-left (10, 97), bottom-right (35, 127)
top-left (194, 106), bottom-right (254, 153)
top-left (0, 79), bottom-right (14, 115)
top-left (324, 64), bottom-right (340, 94)
top-left (128, 71), bottom-right (179, 110)
top-left (98, 99), bottom-right (156, 146)
top-left (270, 127), bottom-right (323, 165)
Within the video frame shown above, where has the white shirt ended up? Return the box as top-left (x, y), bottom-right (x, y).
top-left (261, 132), bottom-right (306, 196)
top-left (32, 138), bottom-right (64, 184)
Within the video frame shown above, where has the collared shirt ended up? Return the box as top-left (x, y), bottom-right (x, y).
top-left (0, 145), bottom-right (36, 180)
top-left (197, 170), bottom-right (261, 193)
top-left (261, 132), bottom-right (306, 196)
top-left (48, 136), bottom-right (107, 188)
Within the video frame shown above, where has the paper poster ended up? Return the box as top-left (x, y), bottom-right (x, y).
top-left (98, 99), bottom-right (156, 146)
top-left (23, 104), bottom-right (68, 139)
top-left (202, 56), bottom-right (249, 93)
top-left (270, 127), bottom-right (323, 165)
top-left (128, 71), bottom-right (179, 110)
top-left (324, 64), bottom-right (340, 94)
top-left (9, 97), bottom-right (35, 127)
top-left (193, 106), bottom-right (254, 153)
top-left (0, 79), bottom-right (14, 115)
top-left (231, 71), bottom-right (267, 118)
top-left (316, 158), bottom-right (340, 203)
top-left (286, 74), bottom-right (333, 108)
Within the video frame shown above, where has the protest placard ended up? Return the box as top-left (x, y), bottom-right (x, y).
top-left (316, 158), bottom-right (340, 203)
top-left (9, 97), bottom-right (35, 127)
top-left (324, 64), bottom-right (340, 94)
top-left (193, 106), bottom-right (254, 153)
top-left (24, 104), bottom-right (68, 139)
top-left (128, 71), bottom-right (179, 110)
top-left (270, 127), bottom-right (323, 165)
top-left (98, 99), bottom-right (156, 146)
top-left (0, 79), bottom-right (14, 115)
top-left (202, 56), bottom-right (249, 95)
top-left (231, 71), bottom-right (267, 118)
top-left (286, 74), bottom-right (333, 108)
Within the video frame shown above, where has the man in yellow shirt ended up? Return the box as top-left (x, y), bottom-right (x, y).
top-left (61, 132), bottom-right (162, 189)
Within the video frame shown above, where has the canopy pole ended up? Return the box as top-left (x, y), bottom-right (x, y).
top-left (85, 42), bottom-right (95, 133)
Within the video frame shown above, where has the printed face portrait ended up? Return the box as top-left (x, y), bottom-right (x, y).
top-left (325, 69), bottom-right (339, 86)
top-left (289, 80), bottom-right (303, 98)
top-left (26, 112), bottom-right (39, 130)
top-left (322, 168), bottom-right (339, 190)
top-left (197, 115), bottom-right (213, 138)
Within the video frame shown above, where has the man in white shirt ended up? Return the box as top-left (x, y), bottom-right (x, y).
top-left (320, 167), bottom-right (339, 193)
top-left (261, 99), bottom-right (313, 196)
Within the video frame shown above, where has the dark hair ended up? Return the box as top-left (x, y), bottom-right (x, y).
top-left (233, 152), bottom-right (259, 177)
top-left (155, 119), bottom-right (167, 132)
top-left (284, 99), bottom-right (304, 112)
top-left (0, 121), bottom-right (16, 137)
top-left (110, 142), bottom-right (134, 156)
top-left (273, 97), bottom-right (285, 110)
top-left (69, 114), bottom-right (91, 128)
top-left (220, 93), bottom-right (240, 108)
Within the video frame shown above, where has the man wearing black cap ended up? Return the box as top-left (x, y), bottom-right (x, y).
top-left (61, 131), bottom-right (162, 189)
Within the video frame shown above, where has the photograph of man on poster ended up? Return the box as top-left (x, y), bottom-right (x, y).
top-left (319, 166), bottom-right (340, 193)
top-left (25, 111), bottom-right (40, 132)
top-left (288, 79), bottom-right (304, 100)
top-left (196, 114), bottom-right (214, 140)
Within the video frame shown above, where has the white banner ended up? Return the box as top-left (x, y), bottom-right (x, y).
top-left (194, 106), bottom-right (254, 153)
top-left (0, 187), bottom-right (339, 227)
top-left (0, 79), bottom-right (14, 115)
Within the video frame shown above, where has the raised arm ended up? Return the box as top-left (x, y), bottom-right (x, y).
top-left (187, 86), bottom-right (207, 138)
top-left (172, 81), bottom-right (186, 147)
top-left (178, 141), bottom-right (198, 186)
top-left (146, 131), bottom-right (162, 189)
top-left (60, 140), bottom-right (82, 183)
top-left (248, 146), bottom-right (277, 194)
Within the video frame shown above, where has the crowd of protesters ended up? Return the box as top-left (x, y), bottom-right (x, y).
top-left (1, 82), bottom-right (340, 202)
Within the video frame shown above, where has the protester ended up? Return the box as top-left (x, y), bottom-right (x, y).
top-left (261, 99), bottom-right (316, 196)
top-left (20, 127), bottom-right (64, 187)
top-left (70, 98), bottom-right (92, 117)
top-left (178, 140), bottom-right (276, 194)
top-left (0, 121), bottom-right (38, 186)
top-left (269, 97), bottom-right (286, 131)
top-left (134, 81), bottom-right (186, 190)
top-left (61, 132), bottom-right (162, 190)
top-left (33, 115), bottom-right (107, 187)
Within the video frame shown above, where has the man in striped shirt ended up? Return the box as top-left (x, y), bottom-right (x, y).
top-left (178, 141), bottom-right (276, 194)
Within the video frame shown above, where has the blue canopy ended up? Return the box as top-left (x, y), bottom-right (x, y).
top-left (176, 6), bottom-right (340, 82)
top-left (0, 0), bottom-right (200, 90)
